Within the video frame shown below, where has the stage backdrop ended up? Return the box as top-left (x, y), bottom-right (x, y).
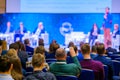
top-left (0, 13), bottom-right (120, 44)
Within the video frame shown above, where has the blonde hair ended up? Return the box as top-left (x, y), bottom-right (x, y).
top-left (6, 49), bottom-right (18, 57)
top-left (9, 55), bottom-right (23, 80)
top-left (2, 40), bottom-right (7, 50)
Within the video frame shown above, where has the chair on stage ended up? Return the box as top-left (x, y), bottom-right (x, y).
top-left (56, 75), bottom-right (78, 80)
top-left (78, 69), bottom-right (94, 80)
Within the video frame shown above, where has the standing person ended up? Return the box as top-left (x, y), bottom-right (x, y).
top-left (102, 7), bottom-right (112, 48)
top-left (14, 22), bottom-right (27, 42)
top-left (89, 23), bottom-right (100, 45)
top-left (34, 22), bottom-right (45, 37)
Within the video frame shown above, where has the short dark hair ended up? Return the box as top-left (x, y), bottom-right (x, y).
top-left (24, 39), bottom-right (30, 45)
top-left (91, 45), bottom-right (97, 53)
top-left (55, 48), bottom-right (66, 58)
top-left (0, 55), bottom-right (11, 72)
top-left (32, 54), bottom-right (45, 68)
top-left (97, 43), bottom-right (105, 55)
top-left (81, 43), bottom-right (90, 54)
top-left (9, 43), bottom-right (19, 50)
top-left (38, 38), bottom-right (44, 46)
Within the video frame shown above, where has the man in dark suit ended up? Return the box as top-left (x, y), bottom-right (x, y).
top-left (34, 22), bottom-right (45, 37)
top-left (14, 22), bottom-right (27, 42)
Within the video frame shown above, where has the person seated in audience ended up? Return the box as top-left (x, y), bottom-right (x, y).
top-left (24, 39), bottom-right (34, 55)
top-left (34, 22), bottom-right (45, 37)
top-left (112, 24), bottom-right (120, 38)
top-left (89, 23), bottom-right (100, 46)
top-left (46, 42), bottom-right (60, 59)
top-left (0, 55), bottom-right (14, 80)
top-left (7, 55), bottom-right (23, 80)
top-left (80, 43), bottom-right (104, 80)
top-left (1, 40), bottom-right (8, 55)
top-left (95, 41), bottom-right (100, 47)
top-left (50, 47), bottom-right (81, 76)
top-left (4, 21), bottom-right (14, 34)
top-left (34, 46), bottom-right (45, 55)
top-left (106, 40), bottom-right (117, 54)
top-left (67, 45), bottom-right (83, 63)
top-left (14, 22), bottom-right (27, 42)
top-left (0, 40), bottom-right (2, 56)
top-left (38, 38), bottom-right (44, 46)
top-left (94, 43), bottom-right (113, 80)
top-left (9, 42), bottom-right (28, 71)
top-left (90, 45), bottom-right (98, 59)
top-left (16, 41), bottom-right (28, 70)
top-left (24, 53), bottom-right (56, 80)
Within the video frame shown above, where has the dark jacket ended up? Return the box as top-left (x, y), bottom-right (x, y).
top-left (24, 71), bottom-right (56, 80)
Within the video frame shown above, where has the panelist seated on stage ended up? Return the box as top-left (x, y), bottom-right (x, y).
top-left (34, 22), bottom-right (45, 37)
top-left (14, 22), bottom-right (27, 42)
top-left (4, 21), bottom-right (14, 34)
top-left (112, 24), bottom-right (120, 38)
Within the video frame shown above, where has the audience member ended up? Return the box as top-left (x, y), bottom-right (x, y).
top-left (46, 43), bottom-right (60, 59)
top-left (90, 45), bottom-right (98, 59)
top-left (9, 55), bottom-right (23, 80)
top-left (24, 39), bottom-right (34, 55)
top-left (38, 38), bottom-right (44, 46)
top-left (0, 55), bottom-right (13, 80)
top-left (50, 47), bottom-right (81, 76)
top-left (1, 40), bottom-right (8, 55)
top-left (34, 46), bottom-right (45, 55)
top-left (16, 41), bottom-right (28, 70)
top-left (67, 45), bottom-right (83, 63)
top-left (94, 43), bottom-right (113, 80)
top-left (24, 54), bottom-right (56, 80)
top-left (80, 43), bottom-right (104, 80)
top-left (106, 40), bottom-right (117, 53)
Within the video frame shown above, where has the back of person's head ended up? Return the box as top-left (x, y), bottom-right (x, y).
top-left (55, 48), bottom-right (66, 59)
top-left (20, 43), bottom-right (26, 51)
top-left (9, 55), bottom-right (23, 80)
top-left (68, 41), bottom-right (74, 48)
top-left (24, 39), bottom-right (30, 45)
top-left (49, 43), bottom-right (60, 53)
top-left (6, 49), bottom-right (18, 57)
top-left (34, 46), bottom-right (45, 55)
top-left (1, 40), bottom-right (7, 50)
top-left (0, 55), bottom-right (12, 73)
top-left (9, 43), bottom-right (19, 51)
top-left (81, 43), bottom-right (90, 55)
top-left (79, 41), bottom-right (84, 48)
top-left (32, 53), bottom-right (45, 68)
top-left (38, 38), bottom-right (44, 46)
top-left (97, 43), bottom-right (105, 55)
top-left (91, 45), bottom-right (97, 53)
top-left (95, 41), bottom-right (100, 47)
